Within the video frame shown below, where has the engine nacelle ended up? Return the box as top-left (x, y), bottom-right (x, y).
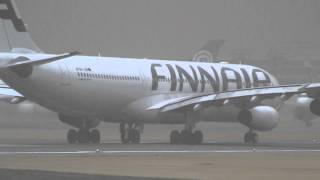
top-left (238, 106), bottom-right (279, 131)
top-left (293, 96), bottom-right (315, 126)
top-left (9, 56), bottom-right (33, 78)
top-left (310, 99), bottom-right (320, 116)
top-left (58, 114), bottom-right (100, 129)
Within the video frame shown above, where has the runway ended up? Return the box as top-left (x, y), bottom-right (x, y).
top-left (1, 141), bottom-right (320, 155)
top-left (1, 117), bottom-right (320, 179)
top-left (2, 142), bottom-right (320, 180)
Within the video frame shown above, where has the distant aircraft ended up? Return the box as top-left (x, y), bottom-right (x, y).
top-left (1, 0), bottom-right (320, 145)
top-left (192, 39), bottom-right (225, 62)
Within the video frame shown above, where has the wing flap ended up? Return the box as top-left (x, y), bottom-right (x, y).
top-left (0, 84), bottom-right (23, 97)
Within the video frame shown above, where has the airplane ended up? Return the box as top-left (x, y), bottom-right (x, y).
top-left (1, 0), bottom-right (320, 145)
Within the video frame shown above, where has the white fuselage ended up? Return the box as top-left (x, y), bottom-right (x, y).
top-left (0, 53), bottom-right (279, 124)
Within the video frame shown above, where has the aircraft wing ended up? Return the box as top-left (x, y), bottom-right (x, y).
top-left (147, 83), bottom-right (320, 113)
top-left (0, 84), bottom-right (23, 97)
top-left (2, 51), bottom-right (80, 68)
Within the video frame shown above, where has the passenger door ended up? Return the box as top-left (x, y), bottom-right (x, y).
top-left (59, 63), bottom-right (71, 86)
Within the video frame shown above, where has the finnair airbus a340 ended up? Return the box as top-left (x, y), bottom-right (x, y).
top-left (1, 0), bottom-right (320, 145)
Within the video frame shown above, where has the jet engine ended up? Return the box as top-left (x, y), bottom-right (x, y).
top-left (293, 95), bottom-right (315, 126)
top-left (238, 106), bottom-right (279, 131)
top-left (310, 99), bottom-right (320, 116)
top-left (9, 56), bottom-right (33, 78)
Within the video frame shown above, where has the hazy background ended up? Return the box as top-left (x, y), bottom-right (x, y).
top-left (15, 0), bottom-right (320, 59)
top-left (13, 0), bottom-right (320, 84)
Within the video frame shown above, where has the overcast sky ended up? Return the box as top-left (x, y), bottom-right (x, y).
top-left (15, 0), bottom-right (320, 61)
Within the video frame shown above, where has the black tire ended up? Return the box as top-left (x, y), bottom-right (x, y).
top-left (120, 123), bottom-right (126, 135)
top-left (67, 129), bottom-right (78, 144)
top-left (244, 132), bottom-right (258, 144)
top-left (121, 133), bottom-right (129, 144)
top-left (251, 132), bottom-right (258, 144)
top-left (129, 129), bottom-right (140, 144)
top-left (170, 130), bottom-right (180, 144)
top-left (90, 129), bottom-right (101, 144)
top-left (193, 131), bottom-right (203, 144)
top-left (244, 132), bottom-right (250, 144)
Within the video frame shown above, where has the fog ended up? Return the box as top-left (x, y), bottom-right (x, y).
top-left (15, 0), bottom-right (320, 60)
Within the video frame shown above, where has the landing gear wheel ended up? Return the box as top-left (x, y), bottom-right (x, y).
top-left (193, 130), bottom-right (203, 144)
top-left (129, 129), bottom-right (141, 144)
top-left (90, 129), bottom-right (100, 144)
top-left (121, 133), bottom-right (129, 144)
top-left (120, 123), bottom-right (129, 143)
top-left (251, 132), bottom-right (258, 144)
top-left (244, 132), bottom-right (258, 144)
top-left (120, 122), bottom-right (142, 144)
top-left (170, 130), bottom-right (181, 144)
top-left (244, 132), bottom-right (250, 143)
top-left (67, 129), bottom-right (78, 144)
top-left (173, 130), bottom-right (204, 145)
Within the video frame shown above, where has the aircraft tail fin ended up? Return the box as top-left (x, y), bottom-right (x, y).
top-left (192, 39), bottom-right (225, 62)
top-left (0, 0), bottom-right (42, 53)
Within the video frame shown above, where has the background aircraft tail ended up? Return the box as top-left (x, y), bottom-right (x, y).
top-left (192, 39), bottom-right (225, 62)
top-left (0, 0), bottom-right (41, 53)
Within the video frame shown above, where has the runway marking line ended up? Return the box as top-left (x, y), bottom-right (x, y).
top-left (1, 149), bottom-right (320, 155)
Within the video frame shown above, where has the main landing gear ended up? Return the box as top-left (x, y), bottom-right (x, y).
top-left (58, 114), bottom-right (101, 144)
top-left (120, 122), bottom-right (142, 144)
top-left (244, 129), bottom-right (258, 144)
top-left (170, 129), bottom-right (203, 144)
top-left (67, 128), bottom-right (100, 144)
top-left (170, 119), bottom-right (203, 145)
top-left (170, 112), bottom-right (203, 145)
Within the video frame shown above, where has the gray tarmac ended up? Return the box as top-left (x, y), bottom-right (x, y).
top-left (0, 169), bottom-right (177, 180)
top-left (1, 141), bottom-right (320, 155)
top-left (1, 108), bottom-right (320, 179)
top-left (1, 106), bottom-right (320, 155)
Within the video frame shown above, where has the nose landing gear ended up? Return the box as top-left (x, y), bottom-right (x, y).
top-left (244, 130), bottom-right (258, 144)
top-left (67, 128), bottom-right (101, 144)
